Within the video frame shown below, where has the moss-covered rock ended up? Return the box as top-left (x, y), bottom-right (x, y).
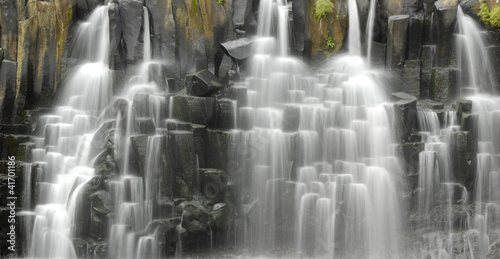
top-left (292, 0), bottom-right (347, 64)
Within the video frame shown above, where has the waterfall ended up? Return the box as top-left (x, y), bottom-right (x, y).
top-left (456, 6), bottom-right (497, 94)
top-left (230, 0), bottom-right (402, 257)
top-left (143, 6), bottom-right (151, 63)
top-left (366, 0), bottom-right (376, 64)
top-left (347, 0), bottom-right (362, 56)
top-left (27, 6), bottom-right (111, 258)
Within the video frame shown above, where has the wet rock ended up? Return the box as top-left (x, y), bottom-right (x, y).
top-left (408, 15), bottom-right (424, 60)
top-left (33, 2), bottom-right (58, 109)
top-left (73, 176), bottom-right (111, 240)
top-left (430, 67), bottom-right (459, 102)
top-left (209, 202), bottom-right (234, 232)
top-left (171, 95), bottom-right (215, 126)
top-left (0, 124), bottom-right (29, 135)
top-left (145, 217), bottom-right (181, 255)
top-left (136, 117), bottom-right (156, 135)
top-left (215, 54), bottom-right (234, 84)
top-left (197, 168), bottom-right (228, 203)
top-left (186, 70), bottom-right (225, 97)
top-left (460, 113), bottom-right (478, 149)
top-left (386, 15), bottom-right (409, 72)
top-left (14, 18), bottom-right (36, 123)
top-left (144, 0), bottom-right (179, 81)
top-left (18, 142), bottom-right (35, 162)
top-left (227, 84), bottom-right (247, 107)
top-left (199, 0), bottom-right (233, 73)
top-left (449, 131), bottom-right (475, 185)
top-left (132, 93), bottom-right (150, 117)
top-left (402, 60), bottom-right (421, 98)
top-left (90, 120), bottom-right (116, 158)
top-left (108, 2), bottom-right (123, 69)
top-left (93, 144), bottom-right (119, 177)
top-left (130, 135), bottom-right (149, 177)
top-left (391, 92), bottom-right (418, 101)
top-left (370, 42), bottom-right (386, 68)
top-left (220, 38), bottom-right (253, 62)
top-left (283, 104), bottom-right (300, 132)
top-left (455, 99), bottom-right (472, 120)
top-left (418, 99), bottom-right (444, 110)
top-left (394, 99), bottom-right (417, 143)
top-left (1, 135), bottom-right (31, 160)
top-left (0, 0), bottom-right (18, 61)
top-left (72, 238), bottom-right (107, 258)
top-left (200, 129), bottom-right (232, 172)
top-left (429, 204), bottom-right (472, 231)
top-left (214, 99), bottom-right (237, 130)
top-left (180, 201), bottom-right (210, 248)
top-left (167, 131), bottom-right (197, 198)
top-left (118, 0), bottom-right (143, 63)
top-left (432, 3), bottom-right (458, 67)
top-left (162, 119), bottom-right (192, 131)
top-left (0, 60), bottom-right (17, 124)
top-left (420, 45), bottom-right (436, 99)
top-left (172, 0), bottom-right (207, 75)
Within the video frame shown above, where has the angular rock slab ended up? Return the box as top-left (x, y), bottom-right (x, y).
top-left (186, 69), bottom-right (224, 97)
top-left (386, 15), bottom-right (409, 72)
top-left (393, 99), bottom-right (417, 143)
top-left (430, 67), bottom-right (459, 102)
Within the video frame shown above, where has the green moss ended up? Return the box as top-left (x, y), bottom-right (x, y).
top-left (190, 0), bottom-right (198, 16)
top-left (218, 0), bottom-right (224, 4)
top-left (475, 2), bottom-right (500, 29)
top-left (490, 6), bottom-right (500, 28)
top-left (315, 0), bottom-right (334, 20)
top-left (211, 80), bottom-right (222, 87)
top-left (324, 36), bottom-right (336, 58)
top-left (478, 2), bottom-right (490, 24)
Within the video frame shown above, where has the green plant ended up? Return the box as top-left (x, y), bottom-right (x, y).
top-left (218, 0), bottom-right (224, 5)
top-left (326, 37), bottom-right (335, 50)
top-left (478, 2), bottom-right (490, 24)
top-left (475, 1), bottom-right (500, 30)
top-left (336, 14), bottom-right (340, 20)
top-left (315, 0), bottom-right (334, 20)
top-left (325, 36), bottom-right (336, 58)
top-left (490, 6), bottom-right (500, 27)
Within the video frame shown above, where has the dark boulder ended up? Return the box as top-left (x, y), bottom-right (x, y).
top-left (186, 70), bottom-right (225, 97)
top-left (219, 38), bottom-right (253, 62)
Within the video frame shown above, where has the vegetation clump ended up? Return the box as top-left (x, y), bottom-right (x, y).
top-left (218, 0), bottom-right (224, 5)
top-left (490, 6), bottom-right (500, 27)
top-left (324, 36), bottom-right (336, 58)
top-left (476, 1), bottom-right (500, 30)
top-left (315, 0), bottom-right (334, 20)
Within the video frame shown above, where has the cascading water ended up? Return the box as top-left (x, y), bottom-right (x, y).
top-left (27, 6), bottom-right (112, 258)
top-left (231, 0), bottom-right (402, 257)
top-left (365, 0), bottom-right (376, 64)
top-left (18, 0), bottom-right (500, 258)
top-left (456, 6), bottom-right (498, 95)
